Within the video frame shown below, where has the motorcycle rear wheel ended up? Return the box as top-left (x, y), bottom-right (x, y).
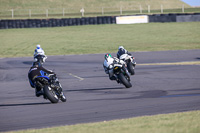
top-left (127, 62), bottom-right (135, 75)
top-left (118, 73), bottom-right (132, 88)
top-left (43, 85), bottom-right (59, 103)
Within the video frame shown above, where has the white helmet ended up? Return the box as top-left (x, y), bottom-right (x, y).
top-left (118, 46), bottom-right (124, 50)
top-left (36, 44), bottom-right (41, 49)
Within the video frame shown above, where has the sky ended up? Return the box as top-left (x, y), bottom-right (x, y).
top-left (181, 0), bottom-right (200, 6)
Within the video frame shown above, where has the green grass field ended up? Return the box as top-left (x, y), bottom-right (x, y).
top-left (0, 0), bottom-right (190, 10)
top-left (0, 22), bottom-right (200, 58)
top-left (5, 110), bottom-right (200, 133)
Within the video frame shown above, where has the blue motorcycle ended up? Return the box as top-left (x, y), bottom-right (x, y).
top-left (34, 73), bottom-right (66, 103)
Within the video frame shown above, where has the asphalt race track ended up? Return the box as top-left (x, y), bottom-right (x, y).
top-left (0, 50), bottom-right (200, 132)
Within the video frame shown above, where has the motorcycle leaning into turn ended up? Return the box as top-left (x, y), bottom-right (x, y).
top-left (112, 61), bottom-right (132, 88)
top-left (33, 73), bottom-right (66, 103)
top-left (119, 54), bottom-right (136, 75)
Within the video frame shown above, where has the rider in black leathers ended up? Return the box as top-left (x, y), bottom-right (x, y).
top-left (117, 46), bottom-right (132, 59)
top-left (28, 62), bottom-right (55, 97)
top-left (28, 62), bottom-right (65, 101)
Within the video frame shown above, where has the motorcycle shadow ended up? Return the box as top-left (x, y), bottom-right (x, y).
top-left (22, 61), bottom-right (33, 65)
top-left (66, 87), bottom-right (125, 92)
top-left (0, 102), bottom-right (51, 107)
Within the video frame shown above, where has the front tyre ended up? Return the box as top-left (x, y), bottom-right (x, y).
top-left (127, 62), bottom-right (135, 75)
top-left (43, 85), bottom-right (59, 103)
top-left (118, 73), bottom-right (132, 88)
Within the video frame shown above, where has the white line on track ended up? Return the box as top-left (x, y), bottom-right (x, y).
top-left (69, 73), bottom-right (84, 81)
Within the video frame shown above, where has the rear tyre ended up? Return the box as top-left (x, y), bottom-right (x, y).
top-left (118, 73), bottom-right (132, 88)
top-left (43, 85), bottom-right (59, 103)
top-left (38, 59), bottom-right (43, 64)
top-left (127, 62), bottom-right (135, 75)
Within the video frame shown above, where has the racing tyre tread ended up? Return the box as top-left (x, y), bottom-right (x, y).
top-left (43, 85), bottom-right (59, 103)
top-left (118, 73), bottom-right (132, 88)
top-left (127, 62), bottom-right (135, 75)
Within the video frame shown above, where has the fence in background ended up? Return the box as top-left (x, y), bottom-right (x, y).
top-left (0, 5), bottom-right (199, 19)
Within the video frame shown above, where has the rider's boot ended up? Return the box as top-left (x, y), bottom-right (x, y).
top-left (116, 78), bottom-right (120, 83)
top-left (109, 75), bottom-right (120, 83)
top-left (35, 88), bottom-right (44, 97)
top-left (109, 71), bottom-right (116, 81)
top-left (109, 76), bottom-right (116, 80)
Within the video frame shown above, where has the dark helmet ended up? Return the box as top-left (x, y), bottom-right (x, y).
top-left (118, 46), bottom-right (124, 50)
top-left (105, 54), bottom-right (112, 60)
top-left (32, 62), bottom-right (41, 67)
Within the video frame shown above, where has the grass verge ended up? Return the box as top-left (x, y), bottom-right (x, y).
top-left (5, 110), bottom-right (200, 133)
top-left (0, 0), bottom-right (190, 10)
top-left (0, 22), bottom-right (200, 58)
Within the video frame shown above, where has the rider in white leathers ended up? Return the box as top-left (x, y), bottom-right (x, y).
top-left (103, 53), bottom-right (125, 81)
top-left (34, 44), bottom-right (47, 63)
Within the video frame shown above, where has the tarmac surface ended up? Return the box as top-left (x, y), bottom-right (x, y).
top-left (0, 50), bottom-right (200, 132)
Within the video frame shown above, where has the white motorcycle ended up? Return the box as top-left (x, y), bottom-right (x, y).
top-left (119, 54), bottom-right (136, 75)
top-left (34, 55), bottom-right (47, 65)
top-left (113, 62), bottom-right (132, 88)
